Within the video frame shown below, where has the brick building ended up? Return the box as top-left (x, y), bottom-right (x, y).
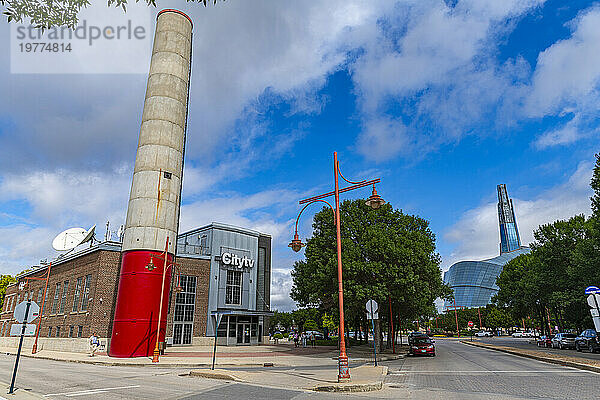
top-left (0, 223), bottom-right (271, 352)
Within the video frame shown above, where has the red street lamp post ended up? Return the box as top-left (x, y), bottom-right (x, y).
top-left (26, 263), bottom-right (53, 354)
top-left (289, 151), bottom-right (384, 383)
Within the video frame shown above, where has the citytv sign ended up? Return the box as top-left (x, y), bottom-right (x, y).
top-left (221, 252), bottom-right (255, 269)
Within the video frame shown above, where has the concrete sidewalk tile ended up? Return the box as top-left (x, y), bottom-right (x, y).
top-left (1, 382), bottom-right (43, 400)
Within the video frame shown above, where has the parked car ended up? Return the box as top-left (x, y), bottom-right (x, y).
top-left (304, 330), bottom-right (324, 340)
top-left (409, 336), bottom-right (436, 357)
top-left (408, 331), bottom-right (429, 345)
top-left (512, 331), bottom-right (524, 337)
top-left (536, 335), bottom-right (553, 347)
top-left (475, 331), bottom-right (492, 337)
top-left (551, 332), bottom-right (576, 349)
top-left (522, 331), bottom-right (535, 338)
top-left (575, 329), bottom-right (600, 353)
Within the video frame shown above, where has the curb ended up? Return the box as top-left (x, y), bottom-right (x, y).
top-left (189, 370), bottom-right (241, 381)
top-left (461, 341), bottom-right (600, 373)
top-left (1, 352), bottom-right (275, 369)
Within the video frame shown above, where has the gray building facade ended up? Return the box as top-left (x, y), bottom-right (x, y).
top-left (177, 223), bottom-right (272, 345)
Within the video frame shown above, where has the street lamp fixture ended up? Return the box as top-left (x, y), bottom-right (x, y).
top-left (288, 233), bottom-right (305, 253)
top-left (290, 151), bottom-right (383, 383)
top-left (365, 185), bottom-right (385, 209)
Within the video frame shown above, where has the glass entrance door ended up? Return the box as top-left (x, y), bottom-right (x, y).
top-left (236, 323), bottom-right (251, 344)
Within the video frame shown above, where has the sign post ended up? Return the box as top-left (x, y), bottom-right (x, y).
top-left (366, 300), bottom-right (379, 367)
top-left (468, 321), bottom-right (474, 341)
top-left (211, 313), bottom-right (223, 371)
top-left (9, 299), bottom-right (38, 394)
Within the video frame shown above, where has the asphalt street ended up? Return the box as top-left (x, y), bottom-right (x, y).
top-left (381, 339), bottom-right (600, 399)
top-left (2, 340), bottom-right (600, 399)
top-left (478, 335), bottom-right (600, 361)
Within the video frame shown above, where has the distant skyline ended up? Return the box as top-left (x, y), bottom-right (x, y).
top-left (0, 0), bottom-right (598, 310)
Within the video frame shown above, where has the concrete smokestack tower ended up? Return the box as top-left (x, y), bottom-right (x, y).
top-left (109, 9), bottom-right (193, 358)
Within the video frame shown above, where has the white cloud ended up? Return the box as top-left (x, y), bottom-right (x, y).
top-left (443, 160), bottom-right (594, 269)
top-left (0, 225), bottom-right (57, 275)
top-left (534, 114), bottom-right (585, 149)
top-left (526, 7), bottom-right (600, 117)
top-left (351, 0), bottom-right (545, 160)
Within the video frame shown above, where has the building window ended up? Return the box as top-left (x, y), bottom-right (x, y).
top-left (173, 276), bottom-right (196, 345)
top-left (69, 325), bottom-right (74, 338)
top-left (51, 282), bottom-right (61, 314)
top-left (225, 270), bottom-right (242, 305)
top-left (200, 235), bottom-right (207, 253)
top-left (37, 288), bottom-right (43, 305)
top-left (77, 326), bottom-right (83, 338)
top-left (43, 290), bottom-right (49, 315)
top-left (80, 274), bottom-right (92, 311)
top-left (174, 276), bottom-right (196, 323)
top-left (48, 327), bottom-right (52, 337)
top-left (56, 326), bottom-right (61, 337)
top-left (72, 277), bottom-right (82, 312)
top-left (59, 280), bottom-right (69, 314)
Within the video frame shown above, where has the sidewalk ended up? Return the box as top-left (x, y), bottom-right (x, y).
top-left (1, 381), bottom-right (43, 400)
top-left (0, 342), bottom-right (403, 368)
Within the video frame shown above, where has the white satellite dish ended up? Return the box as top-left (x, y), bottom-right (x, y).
top-left (52, 225), bottom-right (96, 251)
top-left (82, 224), bottom-right (96, 244)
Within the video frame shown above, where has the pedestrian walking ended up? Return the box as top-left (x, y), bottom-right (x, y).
top-left (89, 332), bottom-right (100, 357)
top-left (310, 332), bottom-right (316, 348)
top-left (301, 332), bottom-right (307, 348)
top-left (293, 332), bottom-right (299, 348)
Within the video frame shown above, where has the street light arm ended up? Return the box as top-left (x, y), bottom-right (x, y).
top-left (336, 161), bottom-right (365, 185)
top-left (294, 199), bottom-right (335, 234)
top-left (299, 179), bottom-right (381, 205)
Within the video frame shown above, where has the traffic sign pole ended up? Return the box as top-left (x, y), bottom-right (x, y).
top-left (9, 299), bottom-right (31, 394)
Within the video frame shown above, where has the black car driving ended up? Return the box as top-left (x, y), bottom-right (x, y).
top-left (575, 329), bottom-right (600, 353)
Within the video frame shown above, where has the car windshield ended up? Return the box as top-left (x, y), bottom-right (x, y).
top-left (414, 338), bottom-right (432, 344)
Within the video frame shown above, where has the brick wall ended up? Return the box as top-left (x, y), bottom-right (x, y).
top-left (166, 256), bottom-right (211, 338)
top-left (1, 248), bottom-right (213, 349)
top-left (0, 248), bottom-right (121, 341)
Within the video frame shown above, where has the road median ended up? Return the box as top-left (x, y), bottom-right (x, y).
top-left (461, 340), bottom-right (600, 373)
top-left (189, 365), bottom-right (388, 392)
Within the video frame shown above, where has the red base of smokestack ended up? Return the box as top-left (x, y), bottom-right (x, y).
top-left (109, 250), bottom-right (173, 358)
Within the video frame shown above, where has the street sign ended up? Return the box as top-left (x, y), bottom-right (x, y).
top-left (10, 324), bottom-right (36, 337)
top-left (585, 286), bottom-right (600, 294)
top-left (212, 313), bottom-right (223, 328)
top-left (367, 312), bottom-right (379, 320)
top-left (365, 299), bottom-right (378, 313)
top-left (13, 301), bottom-right (39, 324)
top-left (587, 294), bottom-right (600, 331)
top-left (468, 321), bottom-right (474, 328)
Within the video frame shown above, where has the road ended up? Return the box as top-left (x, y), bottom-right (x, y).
top-left (478, 336), bottom-right (600, 361)
top-left (381, 339), bottom-right (600, 399)
top-left (2, 340), bottom-right (600, 399)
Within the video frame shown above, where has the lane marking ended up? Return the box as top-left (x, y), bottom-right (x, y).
top-left (44, 385), bottom-right (141, 397)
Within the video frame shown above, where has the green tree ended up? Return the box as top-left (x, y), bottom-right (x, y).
top-left (291, 199), bottom-right (451, 348)
top-left (0, 275), bottom-right (16, 309)
top-left (2, 0), bottom-right (223, 29)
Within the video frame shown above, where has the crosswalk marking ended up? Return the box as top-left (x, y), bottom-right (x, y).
top-left (44, 385), bottom-right (141, 397)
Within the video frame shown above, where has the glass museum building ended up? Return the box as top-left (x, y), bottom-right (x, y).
top-left (444, 184), bottom-right (530, 309)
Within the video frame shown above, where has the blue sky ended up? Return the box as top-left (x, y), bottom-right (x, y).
top-left (0, 0), bottom-right (599, 310)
